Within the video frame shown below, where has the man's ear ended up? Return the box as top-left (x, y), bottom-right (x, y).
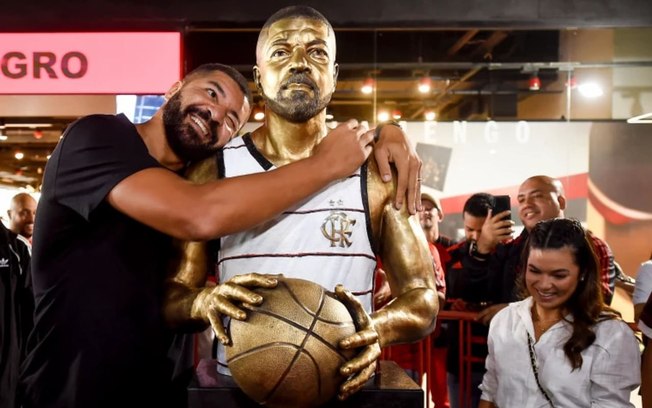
top-left (558, 194), bottom-right (567, 211)
top-left (332, 63), bottom-right (339, 93)
top-left (253, 66), bottom-right (262, 92)
top-left (164, 81), bottom-right (183, 100)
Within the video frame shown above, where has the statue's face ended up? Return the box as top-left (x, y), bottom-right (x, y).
top-left (255, 17), bottom-right (338, 123)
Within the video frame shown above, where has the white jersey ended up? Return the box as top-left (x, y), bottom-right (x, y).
top-left (215, 134), bottom-right (378, 374)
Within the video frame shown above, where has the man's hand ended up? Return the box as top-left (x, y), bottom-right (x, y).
top-left (335, 285), bottom-right (382, 400)
top-left (315, 119), bottom-right (374, 179)
top-left (476, 209), bottom-right (514, 254)
top-left (191, 273), bottom-right (278, 345)
top-left (373, 124), bottom-right (422, 214)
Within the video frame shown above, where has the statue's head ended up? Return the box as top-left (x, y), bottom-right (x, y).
top-left (254, 6), bottom-right (338, 123)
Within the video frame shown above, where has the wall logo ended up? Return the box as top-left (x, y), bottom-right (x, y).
top-left (0, 33), bottom-right (181, 94)
top-left (1, 51), bottom-right (88, 79)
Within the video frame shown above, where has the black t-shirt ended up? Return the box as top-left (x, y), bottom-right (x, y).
top-left (0, 223), bottom-right (32, 408)
top-left (19, 114), bottom-right (175, 408)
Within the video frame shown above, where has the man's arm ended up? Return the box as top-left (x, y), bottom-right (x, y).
top-left (372, 123), bottom-right (422, 214)
top-left (109, 121), bottom-right (373, 241)
top-left (588, 233), bottom-right (615, 304)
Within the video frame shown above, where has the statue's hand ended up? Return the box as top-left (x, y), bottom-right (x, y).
top-left (334, 284), bottom-right (382, 400)
top-left (192, 273), bottom-right (279, 345)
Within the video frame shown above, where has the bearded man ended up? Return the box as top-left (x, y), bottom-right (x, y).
top-left (19, 59), bottom-right (420, 408)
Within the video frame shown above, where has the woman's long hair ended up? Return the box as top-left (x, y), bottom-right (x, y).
top-left (519, 218), bottom-right (620, 370)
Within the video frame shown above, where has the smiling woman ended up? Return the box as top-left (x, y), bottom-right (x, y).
top-left (477, 218), bottom-right (641, 408)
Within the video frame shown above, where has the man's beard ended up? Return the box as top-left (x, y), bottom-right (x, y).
top-left (420, 216), bottom-right (434, 231)
top-left (162, 92), bottom-right (220, 163)
top-left (262, 73), bottom-right (331, 123)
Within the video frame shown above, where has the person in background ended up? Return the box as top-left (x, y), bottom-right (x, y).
top-left (479, 218), bottom-right (640, 408)
top-left (445, 192), bottom-right (498, 304)
top-left (639, 292), bottom-right (652, 408)
top-left (18, 61), bottom-right (421, 408)
top-left (0, 219), bottom-right (32, 408)
top-left (7, 192), bottom-right (37, 249)
top-left (444, 192), bottom-right (505, 408)
top-left (634, 252), bottom-right (652, 322)
top-left (419, 191), bottom-right (450, 408)
top-left (467, 175), bottom-right (616, 330)
top-left (163, 6), bottom-right (438, 401)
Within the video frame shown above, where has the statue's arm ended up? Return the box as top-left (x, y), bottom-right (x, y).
top-left (163, 159), bottom-right (218, 332)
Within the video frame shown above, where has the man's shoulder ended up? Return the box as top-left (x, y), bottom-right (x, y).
top-left (68, 113), bottom-right (130, 132)
top-left (436, 235), bottom-right (455, 248)
top-left (447, 239), bottom-right (467, 253)
top-left (0, 223), bottom-right (29, 256)
top-left (60, 114), bottom-right (135, 147)
top-left (587, 230), bottom-right (610, 247)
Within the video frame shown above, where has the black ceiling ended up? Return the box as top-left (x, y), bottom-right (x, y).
top-left (185, 28), bottom-right (562, 122)
top-left (1, 0), bottom-right (651, 30)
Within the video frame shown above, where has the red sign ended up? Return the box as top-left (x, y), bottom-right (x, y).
top-left (0, 32), bottom-right (182, 94)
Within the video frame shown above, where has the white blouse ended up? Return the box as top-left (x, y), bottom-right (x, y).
top-left (633, 260), bottom-right (652, 305)
top-left (480, 297), bottom-right (641, 408)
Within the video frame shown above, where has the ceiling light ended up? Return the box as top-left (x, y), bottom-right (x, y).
top-left (361, 77), bottom-right (374, 95)
top-left (626, 112), bottom-right (652, 124)
top-left (424, 110), bottom-right (436, 121)
top-left (0, 123), bottom-right (54, 129)
top-left (577, 82), bottom-right (603, 98)
top-left (252, 107), bottom-right (265, 121)
top-left (15, 152), bottom-right (24, 160)
top-left (377, 110), bottom-right (390, 122)
top-left (392, 109), bottom-right (402, 120)
top-left (417, 77), bottom-right (432, 94)
top-left (528, 74), bottom-right (541, 91)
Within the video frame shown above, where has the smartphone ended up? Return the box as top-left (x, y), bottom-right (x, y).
top-left (493, 195), bottom-right (511, 221)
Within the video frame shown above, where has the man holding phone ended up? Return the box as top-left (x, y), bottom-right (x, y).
top-left (444, 192), bottom-right (511, 408)
top-left (467, 175), bottom-right (616, 326)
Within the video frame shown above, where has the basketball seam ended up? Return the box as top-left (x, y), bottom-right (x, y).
top-left (264, 285), bottom-right (326, 403)
top-left (230, 308), bottom-right (353, 359)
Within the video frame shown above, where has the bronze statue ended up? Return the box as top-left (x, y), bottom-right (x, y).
top-left (164, 5), bottom-right (438, 401)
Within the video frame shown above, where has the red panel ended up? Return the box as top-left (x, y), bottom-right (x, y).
top-left (0, 32), bottom-right (181, 94)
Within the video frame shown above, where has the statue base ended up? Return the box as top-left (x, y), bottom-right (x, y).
top-left (188, 359), bottom-right (423, 408)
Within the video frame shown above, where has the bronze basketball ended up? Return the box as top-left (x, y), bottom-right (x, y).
top-left (226, 277), bottom-right (357, 408)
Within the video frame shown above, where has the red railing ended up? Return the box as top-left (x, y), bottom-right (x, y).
top-left (380, 309), bottom-right (480, 408)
